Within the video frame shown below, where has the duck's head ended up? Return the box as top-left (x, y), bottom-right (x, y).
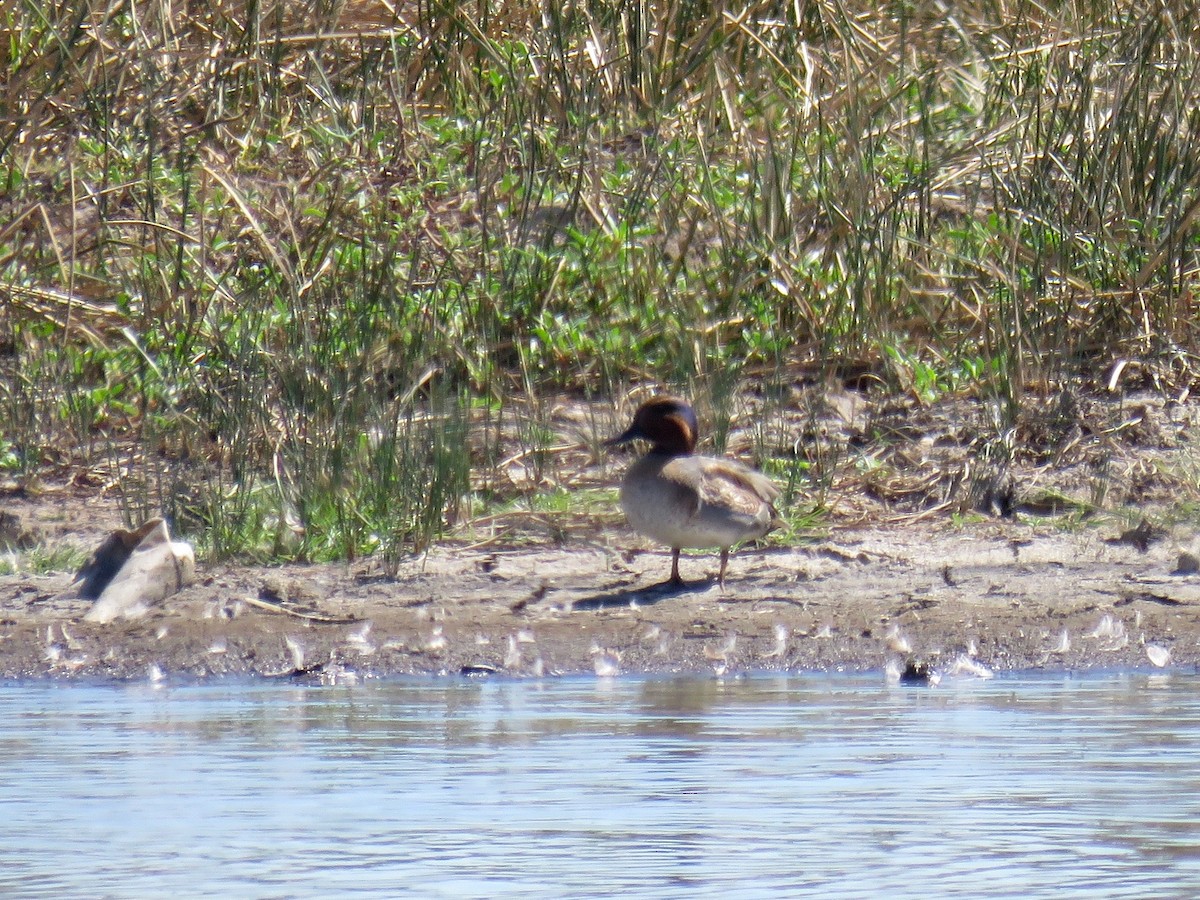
top-left (606, 396), bottom-right (699, 455)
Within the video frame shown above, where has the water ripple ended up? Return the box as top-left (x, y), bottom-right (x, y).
top-left (1, 673), bottom-right (1199, 897)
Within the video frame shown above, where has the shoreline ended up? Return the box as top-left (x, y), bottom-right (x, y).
top-left (3, 519), bottom-right (1199, 683)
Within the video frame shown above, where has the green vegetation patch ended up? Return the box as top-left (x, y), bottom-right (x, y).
top-left (3, 0), bottom-right (1200, 561)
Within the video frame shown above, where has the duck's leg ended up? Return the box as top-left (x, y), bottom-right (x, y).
top-left (717, 547), bottom-right (729, 586)
top-left (669, 548), bottom-right (684, 586)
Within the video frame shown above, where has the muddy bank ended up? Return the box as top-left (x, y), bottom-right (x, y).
top-left (5, 387), bottom-right (1200, 682)
top-left (3, 505), bottom-right (1200, 681)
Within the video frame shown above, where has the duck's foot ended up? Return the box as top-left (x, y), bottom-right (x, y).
top-left (717, 547), bottom-right (729, 587)
top-left (654, 548), bottom-right (729, 591)
top-left (652, 574), bottom-right (692, 593)
top-left (670, 548), bottom-right (683, 585)
top-left (640, 551), bottom-right (693, 592)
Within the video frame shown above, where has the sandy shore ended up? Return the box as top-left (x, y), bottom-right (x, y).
top-left (3, 506), bottom-right (1198, 681)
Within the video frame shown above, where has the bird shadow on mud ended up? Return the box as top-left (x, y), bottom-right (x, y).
top-left (570, 579), bottom-right (716, 611)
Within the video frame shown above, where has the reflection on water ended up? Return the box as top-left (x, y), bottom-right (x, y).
top-left (3, 672), bottom-right (1200, 898)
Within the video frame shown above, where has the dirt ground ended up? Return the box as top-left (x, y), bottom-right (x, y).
top-left (3, 489), bottom-right (1200, 683)
top-left (5, 387), bottom-right (1200, 683)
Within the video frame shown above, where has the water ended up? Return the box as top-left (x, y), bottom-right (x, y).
top-left (2, 672), bottom-right (1199, 898)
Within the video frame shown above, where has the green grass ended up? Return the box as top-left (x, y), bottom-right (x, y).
top-left (3, 0), bottom-right (1200, 561)
top-left (0, 543), bottom-right (89, 577)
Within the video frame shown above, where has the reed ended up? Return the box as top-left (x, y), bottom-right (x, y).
top-left (3, 0), bottom-right (1198, 559)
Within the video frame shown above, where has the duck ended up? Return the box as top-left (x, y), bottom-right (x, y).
top-left (606, 396), bottom-right (782, 586)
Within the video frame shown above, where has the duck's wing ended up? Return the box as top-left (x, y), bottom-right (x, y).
top-left (697, 458), bottom-right (780, 505)
top-left (671, 457), bottom-right (780, 527)
top-left (647, 456), bottom-right (782, 546)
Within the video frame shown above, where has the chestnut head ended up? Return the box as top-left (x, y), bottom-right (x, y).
top-left (606, 397), bottom-right (699, 455)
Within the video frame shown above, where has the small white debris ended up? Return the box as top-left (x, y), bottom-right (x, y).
top-left (504, 635), bottom-right (522, 670)
top-left (475, 633), bottom-right (491, 645)
top-left (1089, 614), bottom-right (1128, 651)
top-left (1089, 614), bottom-right (1116, 638)
top-left (284, 635), bottom-right (306, 670)
top-left (885, 624), bottom-right (911, 654)
top-left (967, 639), bottom-right (978, 656)
top-left (147, 663), bottom-right (166, 684)
top-left (516, 629), bottom-right (537, 644)
top-left (943, 654), bottom-right (994, 679)
top-left (320, 663), bottom-right (359, 686)
top-left (1146, 644), bottom-right (1172, 668)
top-left (1051, 629), bottom-right (1071, 654)
top-left (208, 599), bottom-right (244, 620)
top-left (201, 602), bottom-right (241, 624)
top-left (207, 600), bottom-right (232, 620)
top-left (155, 626), bottom-right (169, 641)
top-left (814, 624), bottom-right (833, 639)
top-left (642, 625), bottom-right (671, 655)
top-left (885, 659), bottom-right (903, 684)
top-left (705, 632), bottom-right (737, 664)
top-left (345, 621), bottom-right (375, 656)
top-left (531, 657), bottom-right (545, 678)
top-left (424, 626), bottom-right (447, 652)
top-left (762, 624), bottom-right (789, 659)
top-left (591, 645), bottom-right (621, 677)
top-left (208, 638), bottom-right (228, 654)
